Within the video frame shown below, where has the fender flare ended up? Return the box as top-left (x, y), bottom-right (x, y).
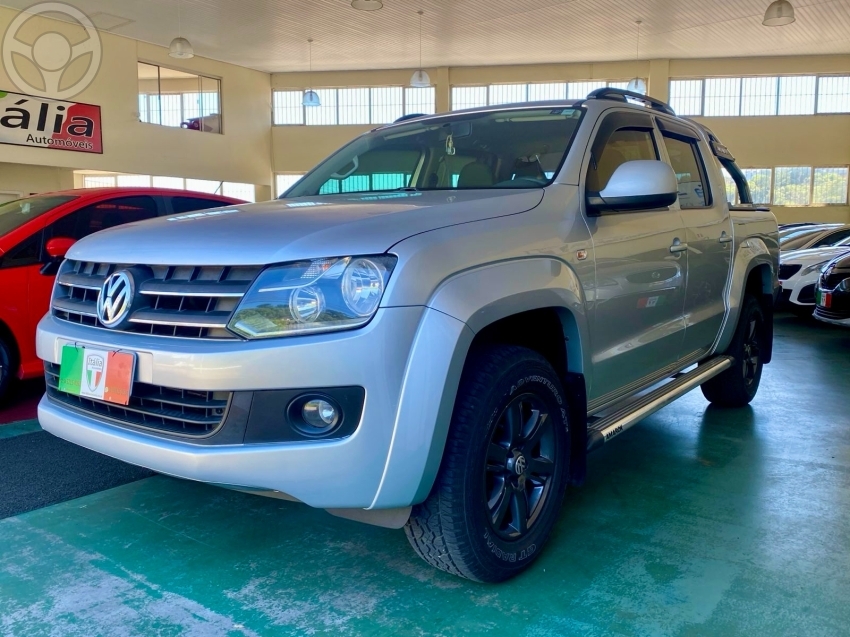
top-left (713, 237), bottom-right (776, 358)
top-left (370, 257), bottom-right (590, 509)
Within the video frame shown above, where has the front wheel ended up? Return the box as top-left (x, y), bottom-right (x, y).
top-left (701, 294), bottom-right (765, 407)
top-left (404, 345), bottom-right (570, 582)
top-left (0, 336), bottom-right (14, 404)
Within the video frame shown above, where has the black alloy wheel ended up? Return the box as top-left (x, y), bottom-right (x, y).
top-left (485, 394), bottom-right (556, 540)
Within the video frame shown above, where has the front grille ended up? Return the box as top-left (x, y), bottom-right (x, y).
top-left (779, 263), bottom-right (802, 281)
top-left (52, 260), bottom-right (262, 339)
top-left (45, 362), bottom-right (231, 437)
top-left (821, 269), bottom-right (850, 291)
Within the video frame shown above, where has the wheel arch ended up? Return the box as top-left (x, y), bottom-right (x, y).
top-left (371, 257), bottom-right (591, 510)
top-left (0, 318), bottom-right (21, 377)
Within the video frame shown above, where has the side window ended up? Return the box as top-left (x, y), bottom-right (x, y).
top-left (0, 230), bottom-right (42, 269)
top-left (48, 196), bottom-right (159, 240)
top-left (811, 228), bottom-right (850, 248)
top-left (661, 134), bottom-right (709, 208)
top-left (169, 196), bottom-right (226, 215)
top-left (587, 126), bottom-right (657, 193)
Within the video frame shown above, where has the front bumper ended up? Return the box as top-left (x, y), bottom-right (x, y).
top-left (36, 308), bottom-right (426, 509)
top-left (780, 272), bottom-right (818, 306)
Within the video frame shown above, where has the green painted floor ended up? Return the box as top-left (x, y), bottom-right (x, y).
top-left (1, 315), bottom-right (849, 636)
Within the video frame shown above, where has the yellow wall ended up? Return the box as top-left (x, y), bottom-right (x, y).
top-left (0, 5), bottom-right (272, 200)
top-left (0, 162), bottom-right (74, 197)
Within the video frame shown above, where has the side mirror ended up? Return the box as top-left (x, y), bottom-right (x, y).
top-left (587, 160), bottom-right (678, 215)
top-left (45, 236), bottom-right (75, 259)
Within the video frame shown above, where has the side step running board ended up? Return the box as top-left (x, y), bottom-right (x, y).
top-left (587, 356), bottom-right (734, 452)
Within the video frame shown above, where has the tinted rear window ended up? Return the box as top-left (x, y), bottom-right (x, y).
top-left (0, 195), bottom-right (76, 236)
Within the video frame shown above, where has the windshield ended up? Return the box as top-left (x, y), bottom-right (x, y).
top-left (0, 195), bottom-right (76, 236)
top-left (285, 107), bottom-right (583, 197)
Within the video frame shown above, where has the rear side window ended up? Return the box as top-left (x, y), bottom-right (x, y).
top-left (0, 230), bottom-right (42, 269)
top-left (48, 196), bottom-right (159, 240)
top-left (662, 134), bottom-right (709, 208)
top-left (170, 196), bottom-right (227, 214)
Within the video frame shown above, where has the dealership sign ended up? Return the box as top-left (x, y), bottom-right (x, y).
top-left (0, 89), bottom-right (102, 154)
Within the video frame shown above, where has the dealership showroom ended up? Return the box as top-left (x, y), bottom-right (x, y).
top-left (2, 0), bottom-right (850, 634)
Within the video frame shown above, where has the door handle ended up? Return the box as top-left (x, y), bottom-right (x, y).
top-left (718, 231), bottom-right (733, 244)
top-left (669, 238), bottom-right (688, 253)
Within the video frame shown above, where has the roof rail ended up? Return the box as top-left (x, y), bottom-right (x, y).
top-left (585, 87), bottom-right (676, 116)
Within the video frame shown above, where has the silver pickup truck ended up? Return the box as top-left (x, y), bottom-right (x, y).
top-left (36, 89), bottom-right (778, 583)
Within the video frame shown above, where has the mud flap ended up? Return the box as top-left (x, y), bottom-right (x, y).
top-left (563, 372), bottom-right (587, 487)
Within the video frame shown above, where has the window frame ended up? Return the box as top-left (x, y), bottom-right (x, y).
top-left (659, 131), bottom-right (714, 209)
top-left (669, 74), bottom-right (850, 117)
top-left (138, 61), bottom-right (223, 134)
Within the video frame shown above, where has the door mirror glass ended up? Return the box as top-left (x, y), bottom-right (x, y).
top-left (45, 236), bottom-right (75, 259)
top-left (588, 160), bottom-right (678, 214)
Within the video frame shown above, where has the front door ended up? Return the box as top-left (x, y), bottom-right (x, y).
top-left (657, 118), bottom-right (734, 357)
top-left (583, 110), bottom-right (688, 405)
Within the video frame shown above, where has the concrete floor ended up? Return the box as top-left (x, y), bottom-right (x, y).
top-left (1, 314), bottom-right (848, 636)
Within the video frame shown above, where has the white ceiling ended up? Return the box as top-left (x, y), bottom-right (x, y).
top-left (2, 0), bottom-right (849, 74)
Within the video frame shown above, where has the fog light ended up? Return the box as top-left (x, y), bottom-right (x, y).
top-left (302, 398), bottom-right (339, 430)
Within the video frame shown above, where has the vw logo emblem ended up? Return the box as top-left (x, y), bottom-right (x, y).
top-left (514, 454), bottom-right (527, 475)
top-left (97, 270), bottom-right (134, 328)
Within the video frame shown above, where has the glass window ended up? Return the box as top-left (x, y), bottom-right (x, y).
top-left (741, 77), bottom-right (778, 116)
top-left (404, 87), bottom-right (436, 115)
top-left (567, 81), bottom-right (607, 100)
top-left (451, 86), bottom-right (488, 111)
top-left (288, 107), bottom-right (583, 196)
top-left (222, 182), bottom-right (255, 202)
top-left (742, 168), bottom-right (772, 204)
top-left (138, 62), bottom-right (222, 133)
top-left (721, 167), bottom-right (738, 204)
top-left (1, 231), bottom-right (42, 268)
top-left (369, 87), bottom-right (403, 124)
top-left (273, 90), bottom-right (305, 125)
top-left (170, 196), bottom-right (227, 214)
top-left (305, 89), bottom-right (338, 126)
top-left (812, 167), bottom-right (849, 204)
top-left (587, 128), bottom-right (658, 193)
top-left (489, 84), bottom-right (527, 105)
top-left (276, 174), bottom-right (305, 197)
top-left (773, 166), bottom-right (812, 205)
top-left (83, 175), bottom-right (116, 188)
top-left (50, 196), bottom-right (159, 239)
top-left (704, 78), bottom-right (741, 117)
top-left (0, 195), bottom-right (76, 235)
top-left (528, 82), bottom-right (566, 101)
top-left (669, 80), bottom-right (703, 116)
top-left (116, 174), bottom-right (151, 187)
top-left (662, 135), bottom-right (708, 208)
top-left (816, 76), bottom-right (850, 114)
top-left (810, 228), bottom-right (850, 248)
top-left (778, 76), bottom-right (816, 115)
top-left (337, 87), bottom-right (371, 125)
top-left (186, 179), bottom-right (222, 194)
top-left (152, 176), bottom-right (184, 190)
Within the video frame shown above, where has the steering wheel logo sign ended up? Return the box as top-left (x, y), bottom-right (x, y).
top-left (2, 2), bottom-right (101, 99)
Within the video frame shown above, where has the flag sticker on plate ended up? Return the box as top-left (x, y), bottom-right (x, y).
top-left (58, 345), bottom-right (135, 405)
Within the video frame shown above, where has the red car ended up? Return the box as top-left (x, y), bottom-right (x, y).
top-left (0, 188), bottom-right (243, 400)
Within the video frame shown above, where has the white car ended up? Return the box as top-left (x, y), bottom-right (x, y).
top-left (779, 237), bottom-right (850, 315)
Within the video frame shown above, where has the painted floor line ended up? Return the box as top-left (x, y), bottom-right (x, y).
top-left (0, 419), bottom-right (42, 440)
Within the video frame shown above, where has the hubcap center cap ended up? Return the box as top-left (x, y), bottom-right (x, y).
top-left (507, 452), bottom-right (527, 476)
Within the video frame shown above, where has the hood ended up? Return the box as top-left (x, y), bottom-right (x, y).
top-left (67, 189), bottom-right (545, 265)
top-left (781, 245), bottom-right (850, 266)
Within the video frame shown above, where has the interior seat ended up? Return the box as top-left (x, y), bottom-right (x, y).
top-left (457, 163), bottom-right (495, 188)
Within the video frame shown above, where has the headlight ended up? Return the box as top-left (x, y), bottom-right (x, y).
top-left (800, 261), bottom-right (828, 276)
top-left (228, 255), bottom-right (397, 339)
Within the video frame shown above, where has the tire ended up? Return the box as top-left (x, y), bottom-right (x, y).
top-left (0, 336), bottom-right (14, 404)
top-left (701, 294), bottom-right (765, 407)
top-left (404, 345), bottom-right (570, 582)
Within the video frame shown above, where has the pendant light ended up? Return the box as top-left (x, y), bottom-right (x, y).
top-left (351, 0), bottom-right (383, 10)
top-left (410, 10), bottom-right (431, 88)
top-left (303, 38), bottom-right (321, 107)
top-left (169, 0), bottom-right (194, 59)
top-left (763, 0), bottom-right (796, 26)
top-left (626, 20), bottom-right (646, 94)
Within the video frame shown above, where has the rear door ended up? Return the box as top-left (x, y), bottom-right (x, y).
top-left (657, 118), bottom-right (734, 358)
top-left (583, 110), bottom-right (688, 405)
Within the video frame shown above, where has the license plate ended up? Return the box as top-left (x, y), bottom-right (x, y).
top-left (58, 345), bottom-right (136, 405)
top-left (816, 289), bottom-right (832, 308)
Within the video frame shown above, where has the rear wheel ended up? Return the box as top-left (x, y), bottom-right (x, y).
top-left (701, 294), bottom-right (765, 407)
top-left (404, 345), bottom-right (570, 582)
top-left (0, 337), bottom-right (14, 404)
